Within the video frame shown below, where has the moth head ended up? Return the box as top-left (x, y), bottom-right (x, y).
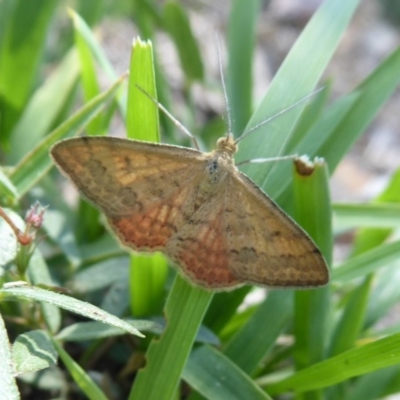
top-left (216, 136), bottom-right (237, 156)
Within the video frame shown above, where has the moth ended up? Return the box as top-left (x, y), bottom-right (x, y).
top-left (51, 131), bottom-right (329, 290)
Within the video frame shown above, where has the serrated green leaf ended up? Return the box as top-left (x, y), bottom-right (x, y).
top-left (56, 319), bottom-right (160, 342)
top-left (0, 284), bottom-right (144, 337)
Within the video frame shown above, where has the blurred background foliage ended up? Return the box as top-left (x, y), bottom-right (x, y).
top-left (1, 0), bottom-right (400, 399)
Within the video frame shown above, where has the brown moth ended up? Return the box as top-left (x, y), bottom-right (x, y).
top-left (50, 133), bottom-right (329, 291)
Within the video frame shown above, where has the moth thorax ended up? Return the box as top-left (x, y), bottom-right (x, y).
top-left (216, 136), bottom-right (238, 155)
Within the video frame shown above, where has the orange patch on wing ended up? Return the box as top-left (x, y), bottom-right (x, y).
top-left (174, 213), bottom-right (241, 289)
top-left (109, 204), bottom-right (177, 250)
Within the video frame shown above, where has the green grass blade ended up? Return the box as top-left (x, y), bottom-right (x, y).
top-left (131, 0), bottom-right (159, 39)
top-left (163, 1), bottom-right (204, 83)
top-left (129, 276), bottom-right (213, 400)
top-left (290, 92), bottom-right (360, 166)
top-left (202, 2), bottom-right (358, 378)
top-left (127, 38), bottom-right (159, 141)
top-left (227, 0), bottom-right (261, 136)
top-left (0, 0), bottom-right (57, 140)
top-left (52, 339), bottom-right (108, 400)
top-left (223, 291), bottom-right (293, 374)
top-left (0, 0), bottom-right (15, 45)
top-left (130, 253), bottom-right (168, 317)
top-left (340, 170), bottom-right (400, 348)
top-left (273, 92), bottom-right (359, 208)
top-left (67, 8), bottom-right (117, 80)
top-left (319, 45), bottom-right (400, 173)
top-left (332, 240), bottom-right (400, 283)
top-left (203, 287), bottom-right (249, 334)
top-left (293, 159), bottom-right (332, 264)
top-left (365, 267), bottom-right (400, 330)
top-left (7, 50), bottom-right (80, 163)
top-left (237, 0), bottom-right (360, 196)
top-left (8, 74), bottom-right (125, 197)
top-left (292, 160), bottom-right (332, 393)
top-left (126, 38), bottom-right (168, 317)
top-left (288, 84), bottom-right (331, 150)
top-left (68, 8), bottom-right (127, 117)
top-left (333, 203), bottom-right (400, 229)
top-left (274, 45), bottom-right (400, 207)
top-left (381, 366), bottom-right (400, 397)
top-left (351, 168), bottom-right (400, 255)
top-left (328, 276), bottom-right (372, 358)
top-left (71, 9), bottom-right (103, 135)
top-left (70, 9), bottom-right (109, 244)
top-left (183, 345), bottom-right (272, 400)
top-left (268, 332), bottom-right (400, 394)
top-left (344, 366), bottom-right (400, 400)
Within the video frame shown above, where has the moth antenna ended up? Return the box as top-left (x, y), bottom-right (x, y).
top-left (215, 31), bottom-right (233, 139)
top-left (235, 87), bottom-right (325, 145)
top-left (236, 154), bottom-right (298, 167)
top-left (135, 84), bottom-right (200, 150)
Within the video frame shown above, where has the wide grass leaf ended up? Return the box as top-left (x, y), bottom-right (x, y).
top-left (268, 332), bottom-right (400, 394)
